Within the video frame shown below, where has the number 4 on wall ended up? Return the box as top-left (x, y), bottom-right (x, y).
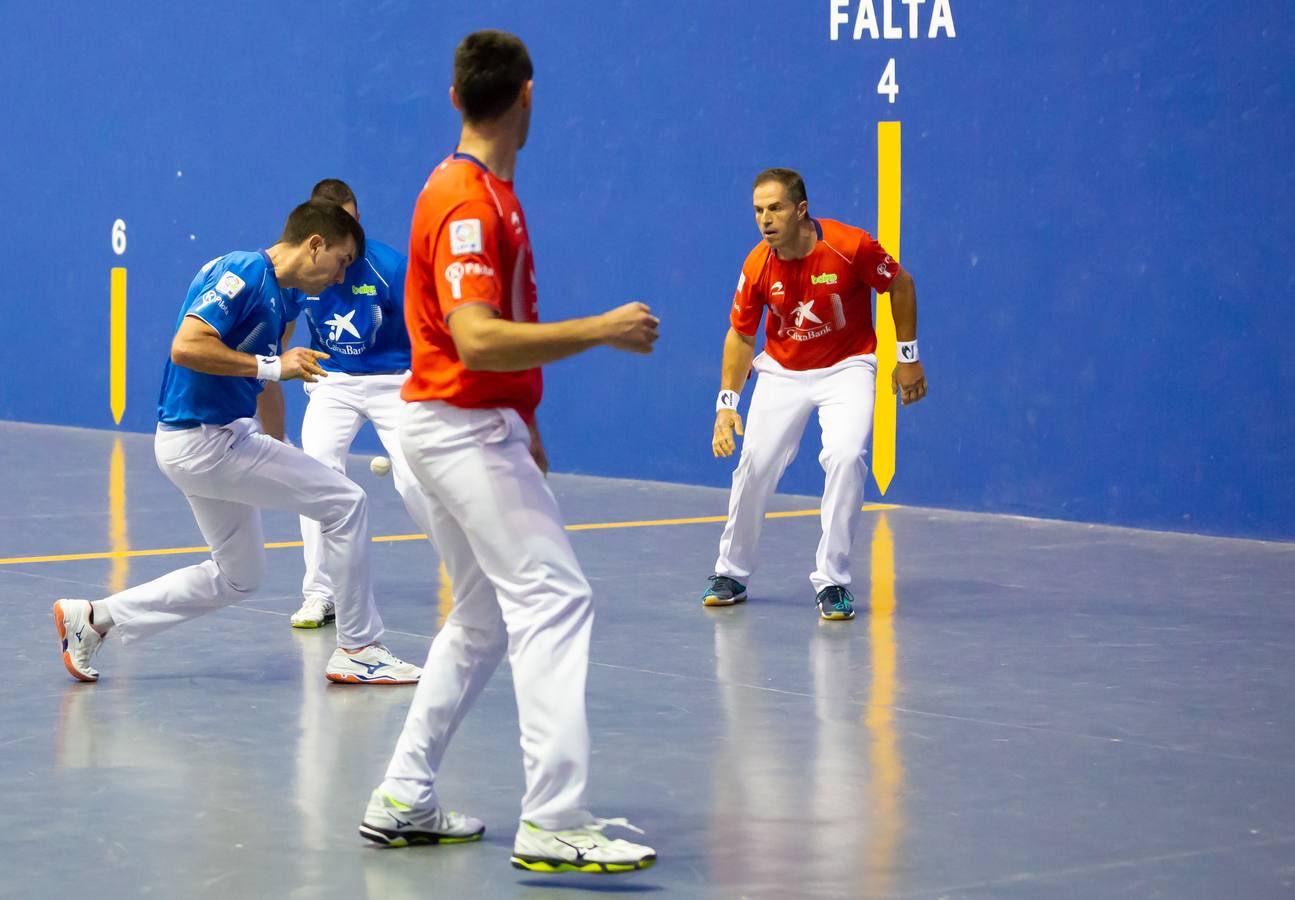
top-left (878, 58), bottom-right (898, 104)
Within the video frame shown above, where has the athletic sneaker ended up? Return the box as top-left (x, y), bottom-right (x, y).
top-left (701, 575), bottom-right (747, 607)
top-left (325, 644), bottom-right (421, 684)
top-left (358, 789), bottom-right (484, 847)
top-left (511, 819), bottom-right (656, 874)
top-left (53, 599), bottom-right (105, 682)
top-left (290, 595), bottom-right (335, 629)
top-left (816, 585), bottom-right (856, 621)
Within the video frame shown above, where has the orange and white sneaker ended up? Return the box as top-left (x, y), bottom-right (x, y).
top-left (325, 644), bottom-right (420, 684)
top-left (53, 599), bottom-right (105, 682)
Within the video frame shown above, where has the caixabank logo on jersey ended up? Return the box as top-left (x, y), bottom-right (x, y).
top-left (303, 303), bottom-right (380, 357)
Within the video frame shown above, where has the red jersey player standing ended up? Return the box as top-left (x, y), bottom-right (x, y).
top-left (358, 30), bottom-right (661, 874)
top-left (703, 168), bottom-right (927, 620)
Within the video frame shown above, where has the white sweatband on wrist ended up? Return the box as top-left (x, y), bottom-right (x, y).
top-left (256, 355), bottom-right (282, 382)
top-left (896, 340), bottom-right (919, 363)
top-left (716, 389), bottom-right (740, 412)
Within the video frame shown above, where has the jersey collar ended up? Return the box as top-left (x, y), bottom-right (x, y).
top-left (259, 249), bottom-right (279, 283)
top-left (452, 151), bottom-right (489, 172)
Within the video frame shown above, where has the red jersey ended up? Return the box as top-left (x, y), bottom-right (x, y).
top-left (402, 152), bottom-right (542, 420)
top-left (730, 218), bottom-right (899, 371)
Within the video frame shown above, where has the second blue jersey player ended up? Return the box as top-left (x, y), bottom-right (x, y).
top-left (260, 179), bottom-right (438, 629)
top-left (52, 200), bottom-right (421, 685)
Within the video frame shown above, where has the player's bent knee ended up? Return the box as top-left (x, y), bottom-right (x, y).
top-left (218, 553), bottom-right (266, 595)
top-left (818, 447), bottom-right (867, 472)
top-left (337, 481), bottom-right (369, 517)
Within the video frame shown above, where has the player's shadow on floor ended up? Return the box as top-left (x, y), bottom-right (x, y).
top-left (515, 880), bottom-right (664, 893)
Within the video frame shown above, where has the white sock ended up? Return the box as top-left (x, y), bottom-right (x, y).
top-left (90, 600), bottom-right (115, 633)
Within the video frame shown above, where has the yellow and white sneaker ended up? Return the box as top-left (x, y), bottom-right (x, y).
top-left (358, 789), bottom-right (484, 847)
top-left (511, 818), bottom-right (656, 874)
top-left (53, 599), bottom-right (104, 683)
top-left (290, 595), bottom-right (335, 629)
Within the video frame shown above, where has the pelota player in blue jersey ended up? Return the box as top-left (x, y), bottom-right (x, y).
top-left (52, 200), bottom-right (421, 685)
top-left (259, 179), bottom-right (439, 630)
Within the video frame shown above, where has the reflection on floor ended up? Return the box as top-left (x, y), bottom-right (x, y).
top-left (3, 422), bottom-right (1293, 899)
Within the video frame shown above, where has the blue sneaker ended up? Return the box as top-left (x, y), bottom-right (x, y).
top-left (815, 585), bottom-right (855, 621)
top-left (701, 575), bottom-right (747, 607)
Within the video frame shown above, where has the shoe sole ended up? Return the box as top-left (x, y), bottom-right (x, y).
top-left (511, 854), bottom-right (656, 874)
top-left (819, 609), bottom-right (856, 621)
top-left (291, 615), bottom-right (336, 630)
top-left (702, 593), bottom-right (747, 607)
top-left (326, 673), bottom-right (420, 685)
top-left (359, 823), bottom-right (483, 847)
top-left (52, 601), bottom-right (97, 683)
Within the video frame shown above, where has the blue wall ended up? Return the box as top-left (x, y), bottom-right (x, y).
top-left (2, 2), bottom-right (1292, 539)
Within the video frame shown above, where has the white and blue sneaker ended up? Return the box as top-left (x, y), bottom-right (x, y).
top-left (325, 644), bottom-right (420, 684)
top-left (358, 789), bottom-right (484, 847)
top-left (511, 818), bottom-right (656, 874)
top-left (53, 599), bottom-right (105, 682)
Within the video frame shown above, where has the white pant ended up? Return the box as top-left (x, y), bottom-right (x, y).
top-left (715, 353), bottom-right (877, 593)
top-left (105, 419), bottom-right (384, 648)
top-left (381, 400), bottom-right (594, 829)
top-left (298, 372), bottom-right (435, 604)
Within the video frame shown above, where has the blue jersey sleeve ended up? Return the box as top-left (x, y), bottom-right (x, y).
top-left (389, 254), bottom-right (407, 310)
top-left (369, 239), bottom-right (408, 312)
top-left (279, 288), bottom-right (305, 324)
top-left (185, 256), bottom-right (265, 337)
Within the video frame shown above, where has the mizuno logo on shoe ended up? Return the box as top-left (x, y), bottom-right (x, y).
top-left (75, 626), bottom-right (85, 641)
top-left (388, 813), bottom-right (412, 828)
top-left (556, 838), bottom-right (588, 862)
top-left (353, 660), bottom-right (388, 675)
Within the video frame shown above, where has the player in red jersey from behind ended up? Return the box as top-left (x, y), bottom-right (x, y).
top-left (704, 167), bottom-right (927, 620)
top-left (357, 30), bottom-right (660, 874)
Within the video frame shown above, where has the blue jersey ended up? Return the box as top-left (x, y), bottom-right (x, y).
top-left (157, 250), bottom-right (286, 427)
top-left (282, 238), bottom-right (410, 375)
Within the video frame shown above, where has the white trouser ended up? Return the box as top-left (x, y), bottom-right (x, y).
top-left (715, 353), bottom-right (877, 594)
top-left (381, 400), bottom-right (594, 830)
top-left (298, 371), bottom-right (435, 604)
top-left (104, 418), bottom-right (384, 648)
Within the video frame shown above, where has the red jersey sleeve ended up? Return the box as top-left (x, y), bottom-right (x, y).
top-left (430, 200), bottom-right (504, 319)
top-left (729, 249), bottom-right (767, 336)
top-left (853, 231), bottom-right (900, 293)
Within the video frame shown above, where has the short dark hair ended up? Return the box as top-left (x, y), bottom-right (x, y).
top-left (280, 200), bottom-right (365, 258)
top-left (310, 178), bottom-right (356, 207)
top-left (753, 168), bottom-right (808, 206)
top-left (453, 30), bottom-right (533, 122)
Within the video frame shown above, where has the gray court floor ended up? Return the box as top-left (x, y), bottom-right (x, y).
top-left (2, 421), bottom-right (1293, 899)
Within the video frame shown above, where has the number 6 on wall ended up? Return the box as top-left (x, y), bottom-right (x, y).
top-left (878, 58), bottom-right (898, 104)
top-left (112, 218), bottom-right (127, 255)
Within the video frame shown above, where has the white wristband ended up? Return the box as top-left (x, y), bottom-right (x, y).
top-left (716, 389), bottom-right (740, 412)
top-left (256, 355), bottom-right (282, 382)
top-left (896, 340), bottom-right (919, 363)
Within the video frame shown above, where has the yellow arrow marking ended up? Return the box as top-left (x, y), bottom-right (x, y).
top-left (872, 122), bottom-right (901, 494)
top-left (110, 268), bottom-right (127, 425)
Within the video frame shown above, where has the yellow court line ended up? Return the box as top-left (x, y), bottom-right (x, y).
top-left (0, 504), bottom-right (898, 567)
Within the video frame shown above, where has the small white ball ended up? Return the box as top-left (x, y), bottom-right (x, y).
top-left (369, 456), bottom-right (391, 477)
